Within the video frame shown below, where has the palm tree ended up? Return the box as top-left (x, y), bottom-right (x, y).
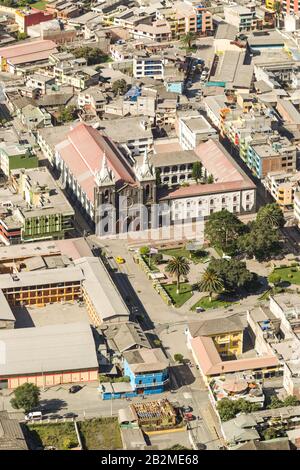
top-left (180, 32), bottom-right (196, 50)
top-left (274, 1), bottom-right (282, 29)
top-left (165, 256), bottom-right (190, 294)
top-left (198, 268), bottom-right (224, 302)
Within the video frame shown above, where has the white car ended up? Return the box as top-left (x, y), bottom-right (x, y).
top-left (25, 411), bottom-right (43, 421)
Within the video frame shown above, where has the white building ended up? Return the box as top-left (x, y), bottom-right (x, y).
top-left (178, 114), bottom-right (217, 150)
top-left (133, 56), bottom-right (164, 79)
top-left (224, 4), bottom-right (257, 32)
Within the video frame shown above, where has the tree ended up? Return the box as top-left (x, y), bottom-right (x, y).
top-left (155, 168), bottom-right (161, 187)
top-left (283, 395), bottom-right (300, 407)
top-left (237, 225), bottom-right (280, 261)
top-left (192, 161), bottom-right (202, 183)
top-left (112, 79), bottom-right (129, 96)
top-left (207, 258), bottom-right (254, 292)
top-left (140, 246), bottom-right (150, 256)
top-left (268, 396), bottom-right (284, 409)
top-left (268, 272), bottom-right (281, 287)
top-left (216, 398), bottom-right (237, 421)
top-left (71, 46), bottom-right (107, 65)
top-left (256, 203), bottom-right (285, 230)
top-left (217, 398), bottom-right (261, 421)
top-left (180, 32), bottom-right (196, 49)
top-left (198, 268), bottom-right (224, 302)
top-left (166, 256), bottom-right (190, 294)
top-left (10, 383), bottom-right (40, 414)
top-left (273, 1), bottom-right (282, 28)
top-left (57, 105), bottom-right (76, 123)
top-left (174, 353), bottom-right (184, 363)
top-left (204, 210), bottom-right (245, 254)
top-left (263, 427), bottom-right (278, 441)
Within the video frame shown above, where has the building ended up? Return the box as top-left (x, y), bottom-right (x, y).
top-left (0, 167), bottom-right (74, 245)
top-left (178, 114), bottom-right (217, 149)
top-left (187, 314), bottom-right (280, 385)
top-left (0, 322), bottom-right (99, 389)
top-left (15, 8), bottom-right (53, 34)
top-left (158, 139), bottom-right (257, 221)
top-left (265, 171), bottom-right (300, 208)
top-left (247, 136), bottom-right (296, 179)
top-left (133, 55), bottom-right (164, 79)
top-left (54, 122), bottom-right (156, 228)
top-left (224, 5), bottom-right (257, 32)
top-left (0, 142), bottom-right (38, 177)
top-left (123, 348), bottom-right (169, 395)
top-left (294, 191), bottom-right (300, 227)
top-left (0, 411), bottom-right (28, 449)
top-left (97, 116), bottom-right (154, 156)
top-left (0, 39), bottom-right (57, 74)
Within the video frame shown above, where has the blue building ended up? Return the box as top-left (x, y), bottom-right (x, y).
top-left (101, 348), bottom-right (169, 400)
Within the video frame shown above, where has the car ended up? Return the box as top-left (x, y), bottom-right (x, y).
top-left (49, 414), bottom-right (63, 420)
top-left (25, 411), bottom-right (43, 421)
top-left (182, 405), bottom-right (193, 413)
top-left (183, 412), bottom-right (195, 421)
top-left (69, 385), bottom-right (82, 394)
top-left (115, 256), bottom-right (125, 264)
top-left (63, 412), bottom-right (78, 419)
top-left (196, 306), bottom-right (205, 313)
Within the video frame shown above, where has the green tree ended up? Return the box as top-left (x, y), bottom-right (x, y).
top-left (217, 398), bottom-right (260, 421)
top-left (72, 46), bottom-right (107, 66)
top-left (204, 210), bottom-right (245, 253)
top-left (180, 32), bottom-right (196, 49)
top-left (268, 272), bottom-right (282, 286)
top-left (273, 1), bottom-right (282, 28)
top-left (112, 79), bottom-right (129, 96)
top-left (192, 161), bottom-right (202, 183)
top-left (207, 258), bottom-right (254, 292)
top-left (283, 395), bottom-right (300, 407)
top-left (10, 383), bottom-right (40, 414)
top-left (263, 427), bottom-right (278, 441)
top-left (237, 225), bottom-right (280, 261)
top-left (155, 168), bottom-right (162, 187)
top-left (174, 353), bottom-right (184, 363)
top-left (256, 203), bottom-right (285, 230)
top-left (216, 398), bottom-right (237, 421)
top-left (58, 105), bottom-right (76, 123)
top-left (140, 246), bottom-right (150, 256)
top-left (166, 256), bottom-right (190, 294)
top-left (268, 396), bottom-right (284, 409)
top-left (198, 268), bottom-right (224, 302)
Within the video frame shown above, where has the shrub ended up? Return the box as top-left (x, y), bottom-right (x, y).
top-left (174, 353), bottom-right (184, 363)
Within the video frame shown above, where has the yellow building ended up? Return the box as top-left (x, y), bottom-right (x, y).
top-left (265, 0), bottom-right (277, 11)
top-left (211, 330), bottom-right (243, 357)
top-left (188, 317), bottom-right (244, 359)
top-left (265, 171), bottom-right (300, 208)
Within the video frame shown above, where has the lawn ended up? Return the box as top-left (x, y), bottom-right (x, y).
top-left (27, 423), bottom-right (78, 450)
top-left (78, 418), bottom-right (122, 450)
top-left (191, 295), bottom-right (235, 311)
top-left (164, 282), bottom-right (193, 307)
top-left (269, 265), bottom-right (300, 285)
top-left (159, 247), bottom-right (209, 264)
top-left (31, 0), bottom-right (47, 10)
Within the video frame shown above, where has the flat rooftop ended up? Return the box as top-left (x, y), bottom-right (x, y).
top-left (0, 321), bottom-right (98, 376)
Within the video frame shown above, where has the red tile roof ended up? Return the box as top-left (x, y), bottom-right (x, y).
top-left (191, 336), bottom-right (279, 376)
top-left (56, 123), bottom-right (135, 202)
top-left (0, 40), bottom-right (57, 64)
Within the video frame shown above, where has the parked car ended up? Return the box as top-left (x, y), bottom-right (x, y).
top-left (25, 411), bottom-right (42, 421)
top-left (63, 412), bottom-right (78, 419)
top-left (69, 385), bottom-right (82, 394)
top-left (182, 405), bottom-right (193, 413)
top-left (183, 412), bottom-right (195, 421)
